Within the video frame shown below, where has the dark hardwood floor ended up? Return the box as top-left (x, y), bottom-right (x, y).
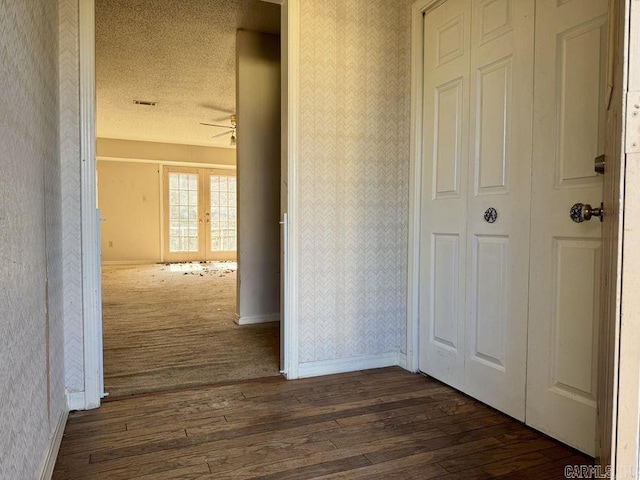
top-left (53, 367), bottom-right (591, 479)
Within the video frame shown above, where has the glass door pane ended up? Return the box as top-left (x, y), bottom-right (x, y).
top-left (168, 172), bottom-right (199, 252)
top-left (208, 173), bottom-right (237, 260)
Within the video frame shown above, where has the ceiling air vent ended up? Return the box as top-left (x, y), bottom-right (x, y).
top-left (133, 100), bottom-right (157, 106)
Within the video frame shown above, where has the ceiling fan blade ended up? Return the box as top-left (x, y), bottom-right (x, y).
top-left (211, 131), bottom-right (231, 139)
top-left (198, 103), bottom-right (234, 115)
top-left (200, 122), bottom-right (233, 129)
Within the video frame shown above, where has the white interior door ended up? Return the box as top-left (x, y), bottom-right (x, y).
top-left (419, 0), bottom-right (534, 420)
top-left (526, 0), bottom-right (608, 456)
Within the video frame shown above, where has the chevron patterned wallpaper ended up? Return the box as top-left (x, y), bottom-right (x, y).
top-left (297, 0), bottom-right (412, 363)
top-left (0, 1), bottom-right (66, 478)
top-left (59, 0), bottom-right (86, 395)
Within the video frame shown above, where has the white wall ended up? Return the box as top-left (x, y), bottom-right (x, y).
top-left (98, 138), bottom-right (236, 166)
top-left (98, 161), bottom-right (161, 262)
top-left (236, 30), bottom-right (282, 324)
top-left (0, 1), bottom-right (67, 477)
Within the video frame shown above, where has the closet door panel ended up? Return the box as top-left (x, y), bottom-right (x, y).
top-left (463, 0), bottom-right (534, 421)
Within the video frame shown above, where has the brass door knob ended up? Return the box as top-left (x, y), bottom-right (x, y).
top-left (570, 203), bottom-right (603, 223)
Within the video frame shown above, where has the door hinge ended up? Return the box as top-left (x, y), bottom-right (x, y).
top-left (625, 91), bottom-right (640, 154)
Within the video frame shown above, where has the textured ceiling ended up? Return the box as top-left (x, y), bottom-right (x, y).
top-left (96, 0), bottom-right (280, 148)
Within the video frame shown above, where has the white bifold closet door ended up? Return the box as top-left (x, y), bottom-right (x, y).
top-left (419, 0), bottom-right (607, 456)
top-left (419, 0), bottom-right (534, 421)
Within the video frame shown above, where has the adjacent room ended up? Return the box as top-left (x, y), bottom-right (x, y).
top-left (95, 0), bottom-right (283, 397)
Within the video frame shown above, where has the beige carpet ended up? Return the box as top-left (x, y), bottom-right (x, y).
top-left (101, 262), bottom-right (280, 398)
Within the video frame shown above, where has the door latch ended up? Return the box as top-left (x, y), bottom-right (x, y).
top-left (594, 154), bottom-right (605, 174)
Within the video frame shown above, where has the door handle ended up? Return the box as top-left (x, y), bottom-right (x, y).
top-left (570, 203), bottom-right (603, 223)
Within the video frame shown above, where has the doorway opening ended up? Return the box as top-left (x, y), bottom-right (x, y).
top-left (94, 0), bottom-right (283, 398)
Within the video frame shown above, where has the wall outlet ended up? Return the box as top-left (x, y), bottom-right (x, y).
top-left (108, 241), bottom-right (113, 247)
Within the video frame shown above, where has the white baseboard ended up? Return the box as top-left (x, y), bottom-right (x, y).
top-left (38, 407), bottom-right (68, 480)
top-left (398, 351), bottom-right (408, 370)
top-left (298, 352), bottom-right (400, 378)
top-left (235, 313), bottom-right (280, 325)
top-left (66, 391), bottom-right (85, 411)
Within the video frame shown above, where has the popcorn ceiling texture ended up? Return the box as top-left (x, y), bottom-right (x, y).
top-left (95, 0), bottom-right (280, 148)
top-left (297, 0), bottom-right (412, 363)
top-left (0, 0), bottom-right (66, 478)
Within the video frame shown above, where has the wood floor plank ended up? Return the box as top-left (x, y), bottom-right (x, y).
top-left (53, 454), bottom-right (207, 480)
top-left (437, 438), bottom-right (559, 473)
top-left (255, 455), bottom-right (373, 480)
top-left (223, 385), bottom-right (462, 425)
top-left (312, 437), bottom-right (503, 480)
top-left (87, 420), bottom-right (341, 464)
top-left (334, 396), bottom-right (472, 427)
top-left (318, 408), bottom-right (495, 450)
top-left (53, 368), bottom-right (592, 479)
top-left (134, 464), bottom-right (212, 480)
top-left (363, 423), bottom-right (528, 465)
top-left (101, 263), bottom-right (280, 397)
top-left (62, 418), bottom-right (128, 439)
top-left (221, 390), bottom-right (471, 438)
top-left (56, 431), bottom-right (337, 479)
top-left (59, 427), bottom-right (188, 456)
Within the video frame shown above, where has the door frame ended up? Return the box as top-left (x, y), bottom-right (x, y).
top-left (407, 0), bottom-right (636, 471)
top-left (78, 0), bottom-right (301, 409)
top-left (407, 0), bottom-right (446, 375)
top-left (614, 0), bottom-right (640, 474)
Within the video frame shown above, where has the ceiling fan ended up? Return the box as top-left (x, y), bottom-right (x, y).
top-left (200, 114), bottom-right (237, 146)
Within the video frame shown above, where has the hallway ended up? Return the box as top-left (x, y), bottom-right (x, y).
top-left (102, 263), bottom-right (280, 397)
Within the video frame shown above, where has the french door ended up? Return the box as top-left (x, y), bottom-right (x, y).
top-left (163, 166), bottom-right (237, 262)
